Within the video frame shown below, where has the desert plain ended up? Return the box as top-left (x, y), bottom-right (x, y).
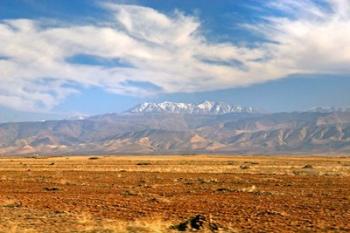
top-left (0, 155), bottom-right (349, 233)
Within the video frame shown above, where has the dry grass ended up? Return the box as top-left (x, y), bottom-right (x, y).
top-left (0, 199), bottom-right (22, 208)
top-left (75, 214), bottom-right (175, 233)
top-left (1, 213), bottom-right (235, 233)
top-left (0, 155), bottom-right (349, 176)
top-left (73, 213), bottom-right (238, 233)
top-left (0, 155), bottom-right (349, 232)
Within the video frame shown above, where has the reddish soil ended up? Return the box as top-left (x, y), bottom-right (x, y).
top-left (0, 156), bottom-right (349, 232)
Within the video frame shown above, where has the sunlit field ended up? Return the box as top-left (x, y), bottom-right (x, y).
top-left (0, 155), bottom-right (349, 232)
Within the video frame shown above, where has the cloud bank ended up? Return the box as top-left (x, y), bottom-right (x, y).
top-left (0, 0), bottom-right (350, 111)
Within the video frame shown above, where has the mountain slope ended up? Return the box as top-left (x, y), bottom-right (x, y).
top-left (0, 108), bottom-right (349, 155)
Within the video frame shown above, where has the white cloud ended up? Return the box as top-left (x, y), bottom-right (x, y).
top-left (0, 0), bottom-right (349, 111)
top-left (259, 0), bottom-right (350, 74)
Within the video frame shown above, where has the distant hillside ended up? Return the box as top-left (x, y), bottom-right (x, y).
top-left (0, 103), bottom-right (350, 155)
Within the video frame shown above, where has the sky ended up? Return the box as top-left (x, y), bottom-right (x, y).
top-left (0, 0), bottom-right (350, 121)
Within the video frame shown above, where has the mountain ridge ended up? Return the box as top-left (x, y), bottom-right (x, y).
top-left (0, 109), bottom-right (349, 155)
top-left (127, 101), bottom-right (257, 114)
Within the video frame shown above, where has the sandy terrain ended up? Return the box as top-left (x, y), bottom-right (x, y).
top-left (0, 155), bottom-right (349, 232)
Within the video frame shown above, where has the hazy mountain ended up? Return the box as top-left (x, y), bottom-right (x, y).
top-left (309, 107), bottom-right (350, 113)
top-left (0, 102), bottom-right (349, 155)
top-left (128, 101), bottom-right (256, 114)
top-left (0, 107), bottom-right (66, 123)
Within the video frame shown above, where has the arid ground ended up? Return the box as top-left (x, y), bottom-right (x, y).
top-left (0, 155), bottom-right (350, 232)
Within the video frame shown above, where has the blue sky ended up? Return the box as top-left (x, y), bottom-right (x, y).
top-left (0, 0), bottom-right (350, 121)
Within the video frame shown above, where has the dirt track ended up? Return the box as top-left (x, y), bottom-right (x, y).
top-left (0, 155), bottom-right (350, 232)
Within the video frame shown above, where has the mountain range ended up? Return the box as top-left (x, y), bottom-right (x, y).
top-left (0, 101), bottom-right (349, 155)
top-left (128, 101), bottom-right (256, 114)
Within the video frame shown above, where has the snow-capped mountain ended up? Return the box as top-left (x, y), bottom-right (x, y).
top-left (127, 101), bottom-right (257, 114)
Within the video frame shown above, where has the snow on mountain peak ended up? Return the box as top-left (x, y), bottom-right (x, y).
top-left (128, 101), bottom-right (256, 114)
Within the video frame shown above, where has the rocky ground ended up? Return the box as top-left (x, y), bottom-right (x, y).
top-left (0, 155), bottom-right (349, 232)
